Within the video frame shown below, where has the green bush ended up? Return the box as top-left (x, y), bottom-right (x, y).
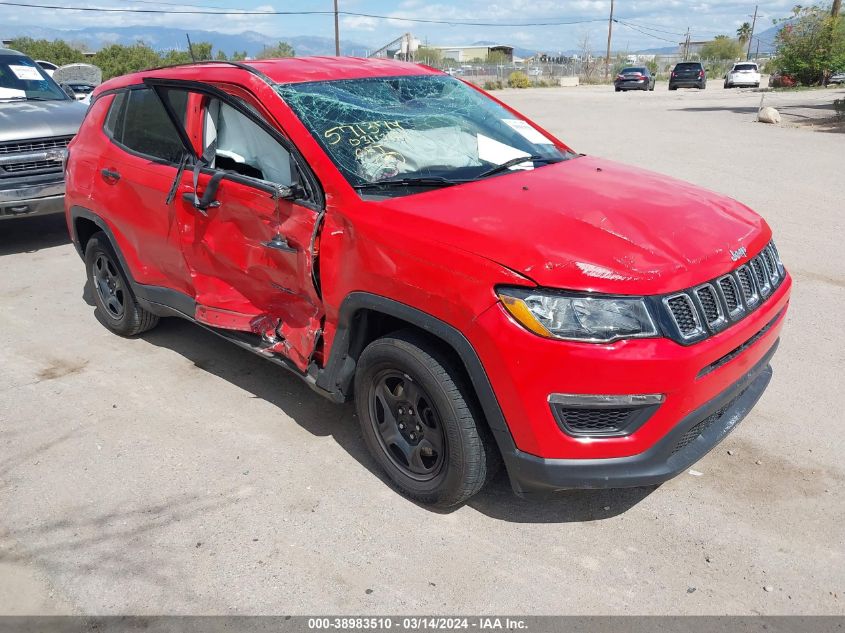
top-left (507, 71), bottom-right (531, 88)
top-left (482, 80), bottom-right (503, 90)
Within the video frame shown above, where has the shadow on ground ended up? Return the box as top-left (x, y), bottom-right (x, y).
top-left (139, 318), bottom-right (656, 523)
top-left (0, 215), bottom-right (70, 257)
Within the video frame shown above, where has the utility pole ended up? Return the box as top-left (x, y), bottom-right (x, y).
top-left (334, 0), bottom-right (340, 56)
top-left (604, 0), bottom-right (614, 81)
top-left (683, 27), bottom-right (690, 60)
top-left (747, 5), bottom-right (758, 60)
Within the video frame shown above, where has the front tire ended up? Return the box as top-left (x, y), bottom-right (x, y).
top-left (354, 330), bottom-right (499, 507)
top-left (85, 232), bottom-right (159, 337)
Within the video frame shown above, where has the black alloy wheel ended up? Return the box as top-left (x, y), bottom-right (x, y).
top-left (369, 369), bottom-right (446, 480)
top-left (92, 252), bottom-right (126, 320)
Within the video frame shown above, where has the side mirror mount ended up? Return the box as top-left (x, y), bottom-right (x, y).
top-left (60, 83), bottom-right (76, 100)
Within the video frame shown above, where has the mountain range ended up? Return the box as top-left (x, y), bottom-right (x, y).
top-left (1, 23), bottom-right (783, 58)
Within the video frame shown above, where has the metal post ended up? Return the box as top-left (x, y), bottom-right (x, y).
top-left (334, 0), bottom-right (340, 56)
top-left (605, 0), bottom-right (614, 81)
top-left (747, 5), bottom-right (758, 60)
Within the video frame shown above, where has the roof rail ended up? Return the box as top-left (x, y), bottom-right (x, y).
top-left (144, 59), bottom-right (276, 86)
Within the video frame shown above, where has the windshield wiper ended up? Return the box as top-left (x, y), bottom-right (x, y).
top-left (0, 95), bottom-right (59, 102)
top-left (477, 155), bottom-right (562, 179)
top-left (354, 176), bottom-right (467, 191)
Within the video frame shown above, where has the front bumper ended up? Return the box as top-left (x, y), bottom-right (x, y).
top-left (502, 341), bottom-right (776, 496)
top-left (0, 181), bottom-right (65, 220)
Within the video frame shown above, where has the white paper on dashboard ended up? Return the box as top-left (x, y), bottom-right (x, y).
top-left (8, 65), bottom-right (43, 81)
top-left (477, 134), bottom-right (533, 170)
top-left (501, 118), bottom-right (554, 144)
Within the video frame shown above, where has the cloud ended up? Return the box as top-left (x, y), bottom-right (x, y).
top-left (341, 15), bottom-right (379, 31)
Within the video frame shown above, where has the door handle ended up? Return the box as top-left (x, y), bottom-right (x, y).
top-left (100, 168), bottom-right (120, 184)
top-left (262, 234), bottom-right (297, 253)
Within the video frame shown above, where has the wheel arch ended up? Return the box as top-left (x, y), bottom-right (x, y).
top-left (317, 293), bottom-right (517, 458)
top-left (69, 207), bottom-right (136, 279)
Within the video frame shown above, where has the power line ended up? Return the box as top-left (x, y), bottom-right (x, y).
top-left (0, 1), bottom-right (611, 26)
top-left (615, 20), bottom-right (681, 45)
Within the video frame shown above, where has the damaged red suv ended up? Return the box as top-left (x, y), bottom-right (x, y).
top-left (65, 58), bottom-right (790, 506)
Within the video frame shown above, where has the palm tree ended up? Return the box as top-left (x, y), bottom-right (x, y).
top-left (736, 22), bottom-right (752, 46)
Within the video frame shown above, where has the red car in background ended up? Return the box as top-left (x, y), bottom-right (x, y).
top-left (64, 57), bottom-right (790, 506)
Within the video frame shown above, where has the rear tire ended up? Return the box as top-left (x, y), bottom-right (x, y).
top-left (354, 330), bottom-right (500, 507)
top-left (85, 232), bottom-right (159, 337)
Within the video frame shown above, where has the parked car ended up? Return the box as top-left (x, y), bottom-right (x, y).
top-left (63, 81), bottom-right (96, 102)
top-left (35, 60), bottom-right (58, 77)
top-left (0, 48), bottom-right (87, 220)
top-left (669, 61), bottom-right (707, 90)
top-left (725, 62), bottom-right (761, 88)
top-left (614, 66), bottom-right (656, 92)
top-left (769, 71), bottom-right (797, 88)
top-left (65, 58), bottom-right (790, 506)
top-left (828, 70), bottom-right (845, 85)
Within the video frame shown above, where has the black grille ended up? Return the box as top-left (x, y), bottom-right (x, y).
top-left (661, 240), bottom-right (783, 343)
top-left (719, 276), bottom-right (739, 312)
top-left (696, 285), bottom-right (720, 323)
top-left (698, 309), bottom-right (783, 377)
top-left (671, 386), bottom-right (749, 455)
top-left (0, 136), bottom-right (72, 155)
top-left (556, 408), bottom-right (633, 434)
top-left (667, 295), bottom-right (698, 335)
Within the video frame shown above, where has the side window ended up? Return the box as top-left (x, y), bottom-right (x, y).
top-left (204, 99), bottom-right (294, 187)
top-left (107, 88), bottom-right (185, 163)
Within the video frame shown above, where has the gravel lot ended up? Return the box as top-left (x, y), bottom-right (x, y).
top-left (1, 83), bottom-right (843, 616)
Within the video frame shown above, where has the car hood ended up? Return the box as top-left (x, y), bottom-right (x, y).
top-left (0, 99), bottom-right (87, 143)
top-left (373, 156), bottom-right (770, 295)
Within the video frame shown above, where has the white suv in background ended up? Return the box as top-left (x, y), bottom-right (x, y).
top-left (725, 62), bottom-right (761, 88)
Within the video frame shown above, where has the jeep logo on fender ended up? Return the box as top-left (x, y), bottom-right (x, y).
top-left (730, 246), bottom-right (748, 261)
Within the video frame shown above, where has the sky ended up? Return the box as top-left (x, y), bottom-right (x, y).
top-left (0, 0), bottom-right (796, 52)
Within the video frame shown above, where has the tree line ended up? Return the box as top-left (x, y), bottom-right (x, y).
top-left (7, 37), bottom-right (296, 80)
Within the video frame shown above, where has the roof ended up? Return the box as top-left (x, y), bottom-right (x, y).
top-left (0, 48), bottom-right (24, 56)
top-left (97, 56), bottom-right (440, 93)
top-left (244, 56), bottom-right (437, 84)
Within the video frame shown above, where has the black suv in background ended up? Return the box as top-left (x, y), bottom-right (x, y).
top-left (669, 62), bottom-right (707, 90)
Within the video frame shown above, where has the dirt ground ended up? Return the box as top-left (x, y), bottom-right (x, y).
top-left (1, 83), bottom-right (843, 615)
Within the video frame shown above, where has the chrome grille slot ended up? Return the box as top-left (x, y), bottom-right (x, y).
top-left (751, 257), bottom-right (771, 297)
top-left (735, 265), bottom-right (759, 307)
top-left (695, 284), bottom-right (725, 329)
top-left (717, 275), bottom-right (744, 317)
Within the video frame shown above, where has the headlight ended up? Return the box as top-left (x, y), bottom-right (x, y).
top-left (497, 287), bottom-right (658, 342)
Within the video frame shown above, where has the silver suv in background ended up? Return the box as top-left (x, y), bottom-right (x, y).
top-left (0, 48), bottom-right (87, 220)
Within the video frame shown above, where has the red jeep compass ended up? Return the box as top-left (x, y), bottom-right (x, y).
top-left (65, 58), bottom-right (791, 506)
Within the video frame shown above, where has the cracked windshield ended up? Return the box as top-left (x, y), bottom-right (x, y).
top-left (277, 74), bottom-right (572, 195)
